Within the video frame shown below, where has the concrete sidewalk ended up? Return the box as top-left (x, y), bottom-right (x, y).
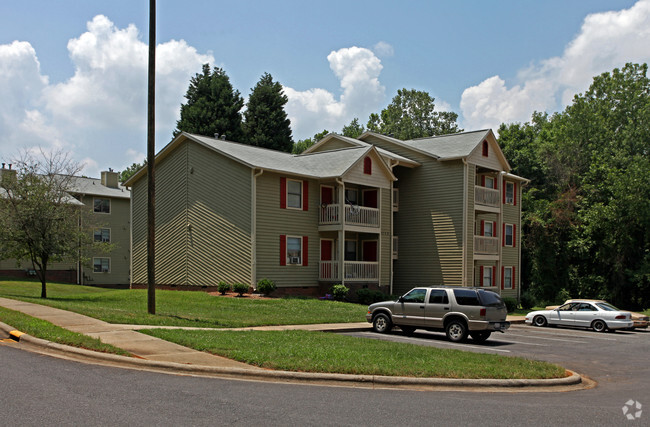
top-left (2, 297), bottom-right (576, 391)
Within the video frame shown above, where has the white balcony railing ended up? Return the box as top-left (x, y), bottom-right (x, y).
top-left (319, 204), bottom-right (380, 228)
top-left (474, 236), bottom-right (499, 255)
top-left (475, 186), bottom-right (500, 208)
top-left (318, 261), bottom-right (379, 281)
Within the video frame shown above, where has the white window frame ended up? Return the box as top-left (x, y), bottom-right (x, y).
top-left (286, 179), bottom-right (303, 210)
top-left (505, 224), bottom-right (514, 247)
top-left (286, 235), bottom-right (302, 265)
top-left (504, 266), bottom-right (513, 289)
top-left (484, 176), bottom-right (495, 189)
top-left (392, 188), bottom-right (399, 211)
top-left (392, 236), bottom-right (398, 260)
top-left (483, 266), bottom-right (493, 287)
top-left (93, 197), bottom-right (110, 214)
top-left (505, 181), bottom-right (515, 204)
top-left (484, 221), bottom-right (493, 237)
top-left (93, 257), bottom-right (110, 273)
top-left (94, 228), bottom-right (111, 243)
top-left (344, 239), bottom-right (357, 261)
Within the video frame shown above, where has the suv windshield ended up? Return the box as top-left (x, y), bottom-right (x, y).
top-left (477, 290), bottom-right (505, 307)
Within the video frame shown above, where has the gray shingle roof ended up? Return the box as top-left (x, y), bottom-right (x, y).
top-left (67, 176), bottom-right (130, 199)
top-left (401, 129), bottom-right (491, 159)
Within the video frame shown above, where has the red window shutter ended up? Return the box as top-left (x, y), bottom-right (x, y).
top-left (493, 221), bottom-right (496, 235)
top-left (280, 235), bottom-right (287, 266)
top-left (501, 266), bottom-right (505, 290)
top-left (280, 177), bottom-right (287, 209)
top-left (302, 236), bottom-right (308, 266)
top-left (480, 220), bottom-right (485, 236)
top-left (303, 180), bottom-right (309, 211)
top-left (479, 266), bottom-right (484, 287)
top-left (364, 157), bottom-right (372, 175)
top-left (512, 266), bottom-right (516, 290)
top-left (502, 223), bottom-right (505, 246)
top-left (481, 175), bottom-right (485, 187)
top-left (514, 182), bottom-right (517, 206)
top-left (513, 224), bottom-right (517, 247)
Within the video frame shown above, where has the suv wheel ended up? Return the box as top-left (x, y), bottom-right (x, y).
top-left (445, 320), bottom-right (468, 342)
top-left (372, 313), bottom-right (392, 334)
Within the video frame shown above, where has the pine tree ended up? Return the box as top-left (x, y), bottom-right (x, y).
top-left (243, 73), bottom-right (293, 152)
top-left (174, 64), bottom-right (244, 141)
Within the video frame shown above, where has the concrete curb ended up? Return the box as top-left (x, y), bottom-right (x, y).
top-left (1, 321), bottom-right (583, 391)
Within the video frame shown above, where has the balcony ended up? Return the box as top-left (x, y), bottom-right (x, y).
top-left (319, 261), bottom-right (379, 281)
top-left (475, 186), bottom-right (500, 210)
top-left (319, 204), bottom-right (380, 228)
top-left (474, 236), bottom-right (499, 255)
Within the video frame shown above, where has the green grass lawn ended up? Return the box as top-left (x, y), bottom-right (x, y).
top-left (0, 277), bottom-right (366, 327)
top-left (141, 329), bottom-right (566, 379)
top-left (0, 306), bottom-right (130, 356)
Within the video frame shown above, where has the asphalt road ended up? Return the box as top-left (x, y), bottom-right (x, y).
top-left (1, 325), bottom-right (648, 426)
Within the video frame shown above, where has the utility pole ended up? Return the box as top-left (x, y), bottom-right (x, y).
top-left (147, 0), bottom-right (156, 314)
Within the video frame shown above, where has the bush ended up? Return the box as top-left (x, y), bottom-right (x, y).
top-left (520, 291), bottom-right (536, 310)
top-left (555, 288), bottom-right (571, 304)
top-left (503, 297), bottom-right (518, 313)
top-left (232, 283), bottom-right (249, 297)
top-left (217, 281), bottom-right (230, 295)
top-left (256, 278), bottom-right (276, 296)
top-left (331, 284), bottom-right (349, 301)
top-left (356, 288), bottom-right (387, 305)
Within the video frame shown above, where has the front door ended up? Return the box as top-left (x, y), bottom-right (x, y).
top-left (321, 186), bottom-right (334, 205)
top-left (320, 239), bottom-right (334, 279)
top-left (363, 189), bottom-right (378, 208)
top-left (362, 240), bottom-right (378, 262)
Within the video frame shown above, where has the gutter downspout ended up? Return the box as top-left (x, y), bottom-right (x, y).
top-left (252, 168), bottom-right (264, 289)
top-left (462, 159), bottom-right (468, 287)
top-left (389, 160), bottom-right (398, 295)
top-left (336, 177), bottom-right (345, 288)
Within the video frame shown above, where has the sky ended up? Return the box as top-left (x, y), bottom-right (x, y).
top-left (1, 0), bottom-right (649, 178)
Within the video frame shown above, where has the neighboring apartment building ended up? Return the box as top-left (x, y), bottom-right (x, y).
top-left (126, 130), bottom-right (526, 300)
top-left (0, 167), bottom-right (131, 286)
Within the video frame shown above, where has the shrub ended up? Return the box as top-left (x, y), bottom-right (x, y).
top-left (331, 284), bottom-right (349, 301)
top-left (217, 281), bottom-right (230, 295)
top-left (232, 283), bottom-right (249, 297)
top-left (356, 288), bottom-right (387, 305)
top-left (503, 297), bottom-right (518, 313)
top-left (555, 288), bottom-right (571, 304)
top-left (256, 278), bottom-right (276, 296)
top-left (520, 291), bottom-right (536, 310)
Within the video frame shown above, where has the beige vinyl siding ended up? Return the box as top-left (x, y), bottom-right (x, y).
top-left (467, 138), bottom-right (507, 171)
top-left (501, 184), bottom-right (522, 298)
top-left (131, 176), bottom-right (147, 285)
top-left (255, 171), bottom-right (319, 288)
top-left (380, 187), bottom-right (391, 288)
top-left (186, 142), bottom-right (251, 286)
top-left (81, 195), bottom-right (131, 285)
top-left (342, 151), bottom-right (391, 189)
top-left (465, 165), bottom-right (476, 286)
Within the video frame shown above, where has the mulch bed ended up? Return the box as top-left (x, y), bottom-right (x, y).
top-left (208, 291), bottom-right (272, 300)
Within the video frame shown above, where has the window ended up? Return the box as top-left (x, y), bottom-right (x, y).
top-left (287, 179), bottom-right (302, 209)
top-left (454, 289), bottom-right (481, 305)
top-left (392, 188), bottom-right (399, 211)
top-left (505, 181), bottom-right (516, 205)
top-left (482, 140), bottom-right (489, 157)
top-left (504, 224), bottom-right (514, 247)
top-left (363, 156), bottom-right (372, 175)
top-left (503, 267), bottom-right (513, 289)
top-left (94, 228), bottom-right (110, 243)
top-left (287, 236), bottom-right (302, 265)
top-left (402, 288), bottom-right (426, 303)
top-left (344, 240), bottom-right (357, 261)
top-left (481, 266), bottom-right (493, 287)
top-left (482, 221), bottom-right (494, 237)
top-left (392, 236), bottom-right (398, 260)
top-left (429, 289), bottom-right (449, 304)
top-left (94, 198), bottom-right (110, 213)
top-left (280, 235), bottom-right (308, 266)
top-left (345, 188), bottom-right (358, 205)
top-left (93, 258), bottom-right (110, 273)
top-left (483, 176), bottom-right (495, 189)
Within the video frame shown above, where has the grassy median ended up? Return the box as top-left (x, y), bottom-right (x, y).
top-left (141, 329), bottom-right (566, 379)
top-left (0, 306), bottom-right (130, 356)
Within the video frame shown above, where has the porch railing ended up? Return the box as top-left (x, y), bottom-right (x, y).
top-left (319, 204), bottom-right (380, 228)
top-left (318, 261), bottom-right (379, 281)
top-left (474, 236), bottom-right (499, 255)
top-left (475, 186), bottom-right (500, 208)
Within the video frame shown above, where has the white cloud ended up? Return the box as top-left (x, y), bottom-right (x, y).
top-left (460, 0), bottom-right (650, 130)
top-left (373, 41), bottom-right (394, 57)
top-left (284, 46), bottom-right (385, 139)
top-left (0, 15), bottom-right (213, 178)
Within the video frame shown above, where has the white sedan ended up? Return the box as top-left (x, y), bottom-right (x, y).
top-left (526, 300), bottom-right (634, 332)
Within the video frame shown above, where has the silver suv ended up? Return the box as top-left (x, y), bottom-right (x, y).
top-left (365, 287), bottom-right (510, 343)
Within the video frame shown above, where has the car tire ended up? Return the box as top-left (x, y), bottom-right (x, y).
top-left (400, 326), bottom-right (416, 336)
top-left (470, 331), bottom-right (491, 343)
top-left (533, 315), bottom-right (548, 327)
top-left (372, 313), bottom-right (392, 334)
top-left (592, 319), bottom-right (607, 332)
top-left (445, 320), bottom-right (468, 342)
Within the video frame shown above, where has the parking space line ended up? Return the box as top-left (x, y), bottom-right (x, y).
top-left (506, 333), bottom-right (587, 344)
top-left (492, 338), bottom-right (548, 346)
top-left (512, 328), bottom-right (618, 341)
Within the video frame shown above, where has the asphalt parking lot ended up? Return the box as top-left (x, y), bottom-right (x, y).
top-left (342, 324), bottom-right (650, 394)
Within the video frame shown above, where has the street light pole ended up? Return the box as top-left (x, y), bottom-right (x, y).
top-left (147, 0), bottom-right (156, 314)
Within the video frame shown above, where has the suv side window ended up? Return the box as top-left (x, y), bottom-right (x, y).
top-left (402, 289), bottom-right (426, 303)
top-left (429, 289), bottom-right (449, 304)
top-left (453, 289), bottom-right (481, 306)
